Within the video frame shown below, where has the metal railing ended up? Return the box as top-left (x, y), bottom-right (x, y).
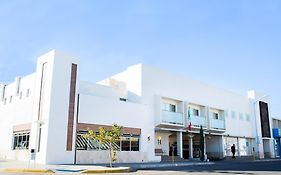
top-left (162, 110), bottom-right (184, 125)
top-left (210, 118), bottom-right (225, 129)
top-left (188, 115), bottom-right (206, 127)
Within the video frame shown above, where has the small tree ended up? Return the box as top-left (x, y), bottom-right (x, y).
top-left (84, 124), bottom-right (122, 167)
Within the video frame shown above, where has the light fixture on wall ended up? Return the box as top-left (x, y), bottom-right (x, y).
top-left (147, 134), bottom-right (150, 142)
top-left (157, 136), bottom-right (162, 145)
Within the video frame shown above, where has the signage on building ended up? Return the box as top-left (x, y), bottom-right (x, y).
top-left (259, 101), bottom-right (271, 138)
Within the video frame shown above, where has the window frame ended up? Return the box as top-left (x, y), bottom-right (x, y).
top-left (12, 131), bottom-right (30, 150)
top-left (212, 112), bottom-right (219, 119)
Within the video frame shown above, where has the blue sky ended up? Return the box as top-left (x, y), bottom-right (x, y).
top-left (0, 0), bottom-right (280, 117)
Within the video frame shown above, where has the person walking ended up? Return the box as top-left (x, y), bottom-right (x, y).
top-left (231, 144), bottom-right (236, 158)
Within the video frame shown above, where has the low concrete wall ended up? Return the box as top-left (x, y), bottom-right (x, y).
top-left (0, 149), bottom-right (29, 161)
top-left (206, 152), bottom-right (224, 160)
top-left (76, 150), bottom-right (148, 164)
top-left (264, 152), bottom-right (272, 158)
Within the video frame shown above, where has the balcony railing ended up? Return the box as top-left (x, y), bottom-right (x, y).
top-left (162, 110), bottom-right (184, 126)
top-left (188, 115), bottom-right (206, 127)
top-left (210, 118), bottom-right (225, 130)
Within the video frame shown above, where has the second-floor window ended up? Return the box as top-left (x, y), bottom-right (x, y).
top-left (162, 103), bottom-right (176, 112)
top-left (191, 108), bottom-right (199, 116)
top-left (212, 112), bottom-right (219, 119)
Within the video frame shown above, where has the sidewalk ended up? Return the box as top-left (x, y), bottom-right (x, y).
top-left (0, 160), bottom-right (214, 174)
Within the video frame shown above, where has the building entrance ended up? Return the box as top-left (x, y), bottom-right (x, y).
top-left (182, 134), bottom-right (200, 159)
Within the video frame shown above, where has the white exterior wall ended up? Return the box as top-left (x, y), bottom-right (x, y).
top-left (0, 74), bottom-right (35, 160)
top-left (205, 135), bottom-right (224, 159)
top-left (141, 65), bottom-right (254, 137)
top-left (33, 50), bottom-right (79, 164)
top-left (108, 64), bottom-right (255, 132)
top-left (78, 81), bottom-right (127, 100)
top-left (78, 93), bottom-right (159, 162)
top-left (0, 51), bottom-right (276, 164)
top-left (154, 132), bottom-right (170, 156)
top-left (98, 64), bottom-right (142, 103)
top-left (108, 64), bottom-right (267, 159)
top-left (76, 150), bottom-right (147, 164)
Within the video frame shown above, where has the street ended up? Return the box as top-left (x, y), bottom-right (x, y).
top-left (0, 159), bottom-right (280, 175)
top-left (140, 159), bottom-right (281, 172)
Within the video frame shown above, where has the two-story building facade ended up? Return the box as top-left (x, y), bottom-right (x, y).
top-left (0, 50), bottom-right (277, 164)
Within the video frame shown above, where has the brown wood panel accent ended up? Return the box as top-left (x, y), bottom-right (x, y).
top-left (13, 123), bottom-right (32, 132)
top-left (66, 64), bottom-right (77, 151)
top-left (77, 123), bottom-right (141, 135)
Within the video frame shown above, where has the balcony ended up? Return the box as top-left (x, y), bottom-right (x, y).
top-left (210, 118), bottom-right (225, 130)
top-left (189, 115), bottom-right (206, 128)
top-left (161, 110), bottom-right (184, 126)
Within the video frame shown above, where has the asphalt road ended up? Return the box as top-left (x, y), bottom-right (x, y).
top-left (1, 160), bottom-right (280, 175)
top-left (140, 159), bottom-right (281, 172)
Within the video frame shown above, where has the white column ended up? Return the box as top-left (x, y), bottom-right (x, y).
top-left (257, 137), bottom-right (264, 159)
top-left (269, 138), bottom-right (275, 158)
top-left (221, 136), bottom-right (226, 158)
top-left (237, 137), bottom-right (240, 157)
top-left (177, 131), bottom-right (183, 158)
top-left (188, 134), bottom-right (194, 159)
top-left (206, 106), bottom-right (210, 130)
top-left (204, 134), bottom-right (206, 159)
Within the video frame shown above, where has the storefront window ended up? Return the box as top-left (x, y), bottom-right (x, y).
top-left (13, 131), bottom-right (30, 150)
top-left (131, 137), bottom-right (139, 151)
top-left (121, 137), bottom-right (130, 151)
top-left (76, 131), bottom-right (140, 152)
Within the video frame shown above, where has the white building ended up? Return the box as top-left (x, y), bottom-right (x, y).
top-left (0, 50), bottom-right (277, 164)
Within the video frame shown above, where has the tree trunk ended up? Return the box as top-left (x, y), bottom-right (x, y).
top-left (109, 143), bottom-right (112, 168)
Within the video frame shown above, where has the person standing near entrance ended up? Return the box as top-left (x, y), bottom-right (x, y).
top-left (231, 144), bottom-right (236, 158)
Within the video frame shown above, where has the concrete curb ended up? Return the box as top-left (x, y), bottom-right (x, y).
top-left (81, 167), bottom-right (133, 174)
top-left (2, 168), bottom-right (54, 173)
top-left (254, 159), bottom-right (281, 162)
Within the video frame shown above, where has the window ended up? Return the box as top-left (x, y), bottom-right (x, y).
top-left (170, 104), bottom-right (176, 112)
top-left (130, 137), bottom-right (139, 151)
top-left (121, 137), bottom-right (130, 151)
top-left (212, 112), bottom-right (219, 119)
top-left (246, 114), bottom-right (250, 121)
top-left (119, 98), bottom-right (127, 102)
top-left (26, 89), bottom-right (30, 97)
top-left (13, 131), bottom-right (30, 150)
top-left (9, 96), bottom-right (12, 103)
top-left (239, 113), bottom-right (244, 120)
top-left (231, 111), bottom-right (236, 119)
top-left (192, 108), bottom-right (199, 116)
top-left (75, 131), bottom-right (140, 152)
top-left (162, 103), bottom-right (176, 112)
